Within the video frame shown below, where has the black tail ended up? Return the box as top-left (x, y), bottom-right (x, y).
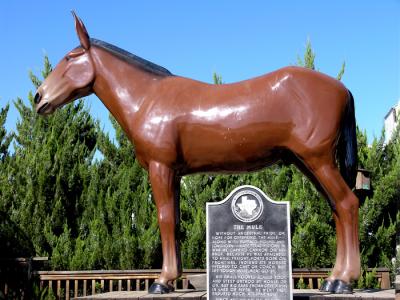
top-left (338, 90), bottom-right (357, 188)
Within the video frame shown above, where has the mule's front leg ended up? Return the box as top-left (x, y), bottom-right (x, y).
top-left (148, 161), bottom-right (182, 294)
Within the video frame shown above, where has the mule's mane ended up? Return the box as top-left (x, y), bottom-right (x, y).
top-left (90, 38), bottom-right (173, 77)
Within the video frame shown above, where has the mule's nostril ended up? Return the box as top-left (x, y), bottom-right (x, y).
top-left (34, 92), bottom-right (41, 104)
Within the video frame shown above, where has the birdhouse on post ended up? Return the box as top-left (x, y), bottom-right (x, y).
top-left (355, 169), bottom-right (371, 191)
top-left (355, 169), bottom-right (371, 202)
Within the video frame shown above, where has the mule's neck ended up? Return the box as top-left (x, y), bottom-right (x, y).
top-left (90, 46), bottom-right (163, 137)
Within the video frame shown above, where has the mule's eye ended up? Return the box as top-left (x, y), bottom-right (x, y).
top-left (66, 55), bottom-right (71, 62)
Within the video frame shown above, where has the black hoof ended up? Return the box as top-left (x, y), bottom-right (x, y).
top-left (319, 280), bottom-right (335, 293)
top-left (148, 282), bottom-right (174, 294)
top-left (332, 279), bottom-right (353, 294)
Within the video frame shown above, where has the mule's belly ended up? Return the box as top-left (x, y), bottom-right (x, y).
top-left (181, 149), bottom-right (283, 175)
top-left (177, 121), bottom-right (291, 175)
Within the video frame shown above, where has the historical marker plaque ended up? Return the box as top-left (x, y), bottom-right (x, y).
top-left (207, 185), bottom-right (292, 300)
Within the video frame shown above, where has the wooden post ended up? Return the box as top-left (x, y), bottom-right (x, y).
top-left (83, 280), bottom-right (87, 296)
top-left (127, 279), bottom-right (131, 291)
top-left (57, 280), bottom-right (61, 299)
top-left (136, 279), bottom-right (140, 291)
top-left (118, 279), bottom-right (122, 291)
top-left (308, 278), bottom-right (313, 289)
top-left (109, 279), bottom-right (113, 292)
top-left (65, 280), bottom-right (70, 300)
top-left (101, 279), bottom-right (104, 291)
top-left (92, 279), bottom-right (96, 295)
top-left (74, 280), bottom-right (78, 298)
top-left (381, 270), bottom-right (390, 289)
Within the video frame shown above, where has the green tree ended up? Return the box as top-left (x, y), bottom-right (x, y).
top-left (70, 115), bottom-right (160, 270)
top-left (297, 39), bottom-right (316, 70)
top-left (357, 123), bottom-right (400, 273)
top-left (0, 104), bottom-right (12, 163)
top-left (213, 72), bottom-right (223, 85)
top-left (0, 104), bottom-right (35, 257)
top-left (0, 104), bottom-right (13, 211)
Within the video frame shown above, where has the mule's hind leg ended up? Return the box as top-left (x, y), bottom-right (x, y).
top-left (300, 156), bottom-right (360, 293)
top-left (293, 159), bottom-right (346, 287)
top-left (148, 161), bottom-right (182, 294)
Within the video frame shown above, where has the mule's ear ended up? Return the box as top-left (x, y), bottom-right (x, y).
top-left (72, 11), bottom-right (90, 50)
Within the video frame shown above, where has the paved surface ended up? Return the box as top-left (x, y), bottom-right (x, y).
top-left (293, 289), bottom-right (394, 299)
top-left (74, 289), bottom-right (395, 300)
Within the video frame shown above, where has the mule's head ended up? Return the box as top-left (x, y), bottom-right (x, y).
top-left (35, 12), bottom-right (95, 115)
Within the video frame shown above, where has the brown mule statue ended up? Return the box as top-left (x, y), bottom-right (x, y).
top-left (35, 13), bottom-right (360, 294)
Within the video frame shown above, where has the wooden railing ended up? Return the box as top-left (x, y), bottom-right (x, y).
top-left (292, 268), bottom-right (391, 290)
top-left (34, 268), bottom-right (391, 300)
top-left (36, 269), bottom-right (202, 300)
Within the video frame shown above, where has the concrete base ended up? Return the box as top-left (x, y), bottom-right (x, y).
top-left (74, 289), bottom-right (395, 300)
top-left (186, 274), bottom-right (207, 290)
top-left (294, 289), bottom-right (394, 300)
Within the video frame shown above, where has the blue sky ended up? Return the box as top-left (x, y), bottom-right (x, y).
top-left (1, 1), bottom-right (399, 142)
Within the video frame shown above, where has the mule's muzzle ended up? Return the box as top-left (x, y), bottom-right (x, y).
top-left (34, 90), bottom-right (51, 115)
top-left (37, 102), bottom-right (50, 115)
top-left (34, 91), bottom-right (42, 104)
